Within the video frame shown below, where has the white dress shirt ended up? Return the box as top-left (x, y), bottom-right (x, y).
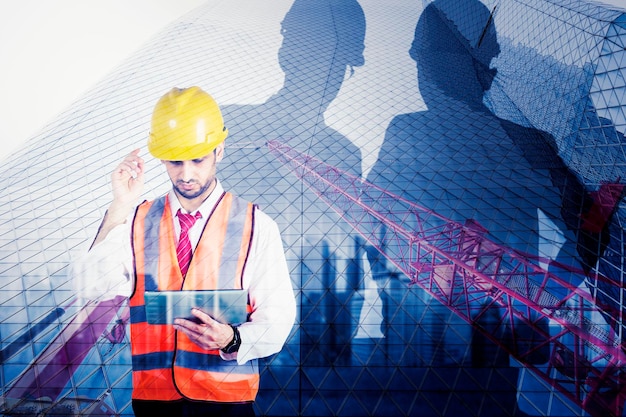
top-left (72, 180), bottom-right (296, 365)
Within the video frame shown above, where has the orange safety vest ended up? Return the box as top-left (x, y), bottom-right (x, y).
top-left (129, 192), bottom-right (259, 402)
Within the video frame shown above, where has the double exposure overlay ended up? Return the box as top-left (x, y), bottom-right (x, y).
top-left (1, 0), bottom-right (625, 416)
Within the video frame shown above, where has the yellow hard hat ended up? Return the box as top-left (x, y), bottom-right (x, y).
top-left (148, 86), bottom-right (228, 160)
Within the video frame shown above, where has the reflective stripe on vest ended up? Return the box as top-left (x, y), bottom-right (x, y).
top-left (129, 192), bottom-right (259, 402)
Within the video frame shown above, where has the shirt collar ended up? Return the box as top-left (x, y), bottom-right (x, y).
top-left (167, 179), bottom-right (224, 219)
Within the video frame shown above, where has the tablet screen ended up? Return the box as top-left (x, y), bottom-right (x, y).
top-left (144, 290), bottom-right (248, 325)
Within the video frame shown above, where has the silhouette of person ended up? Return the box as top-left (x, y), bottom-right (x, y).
top-left (368, 0), bottom-right (586, 296)
top-left (221, 0), bottom-right (364, 182)
top-left (363, 1), bottom-right (583, 415)
top-left (214, 0), bottom-right (368, 406)
top-left (219, 0), bottom-right (365, 248)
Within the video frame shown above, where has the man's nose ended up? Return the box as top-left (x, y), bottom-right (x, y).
top-left (181, 162), bottom-right (194, 181)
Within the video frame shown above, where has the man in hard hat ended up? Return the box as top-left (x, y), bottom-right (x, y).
top-left (73, 86), bottom-right (296, 416)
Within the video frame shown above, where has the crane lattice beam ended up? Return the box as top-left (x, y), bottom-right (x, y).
top-left (267, 140), bottom-right (626, 417)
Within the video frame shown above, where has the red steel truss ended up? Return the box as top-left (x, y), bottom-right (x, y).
top-left (267, 140), bottom-right (626, 417)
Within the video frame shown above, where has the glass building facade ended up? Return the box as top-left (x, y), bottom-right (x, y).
top-left (1, 0), bottom-right (625, 416)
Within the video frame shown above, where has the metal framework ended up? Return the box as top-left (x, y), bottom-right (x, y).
top-left (267, 140), bottom-right (626, 417)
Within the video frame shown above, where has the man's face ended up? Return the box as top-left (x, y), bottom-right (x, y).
top-left (161, 143), bottom-right (224, 205)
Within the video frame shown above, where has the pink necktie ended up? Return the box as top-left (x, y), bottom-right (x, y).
top-left (176, 209), bottom-right (202, 277)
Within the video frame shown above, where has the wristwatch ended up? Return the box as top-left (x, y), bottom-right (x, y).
top-left (221, 324), bottom-right (241, 354)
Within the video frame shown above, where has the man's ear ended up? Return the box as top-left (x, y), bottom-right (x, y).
top-left (215, 142), bottom-right (225, 163)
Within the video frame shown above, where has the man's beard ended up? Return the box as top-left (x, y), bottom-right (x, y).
top-left (173, 178), bottom-right (214, 200)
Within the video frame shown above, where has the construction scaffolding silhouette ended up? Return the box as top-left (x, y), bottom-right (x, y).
top-left (267, 139), bottom-right (626, 417)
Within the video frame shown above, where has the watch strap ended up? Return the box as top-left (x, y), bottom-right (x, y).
top-left (221, 324), bottom-right (241, 354)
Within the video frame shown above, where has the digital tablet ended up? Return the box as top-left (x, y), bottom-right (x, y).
top-left (144, 290), bottom-right (248, 325)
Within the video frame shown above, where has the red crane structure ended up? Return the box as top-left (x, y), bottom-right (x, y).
top-left (267, 140), bottom-right (626, 417)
